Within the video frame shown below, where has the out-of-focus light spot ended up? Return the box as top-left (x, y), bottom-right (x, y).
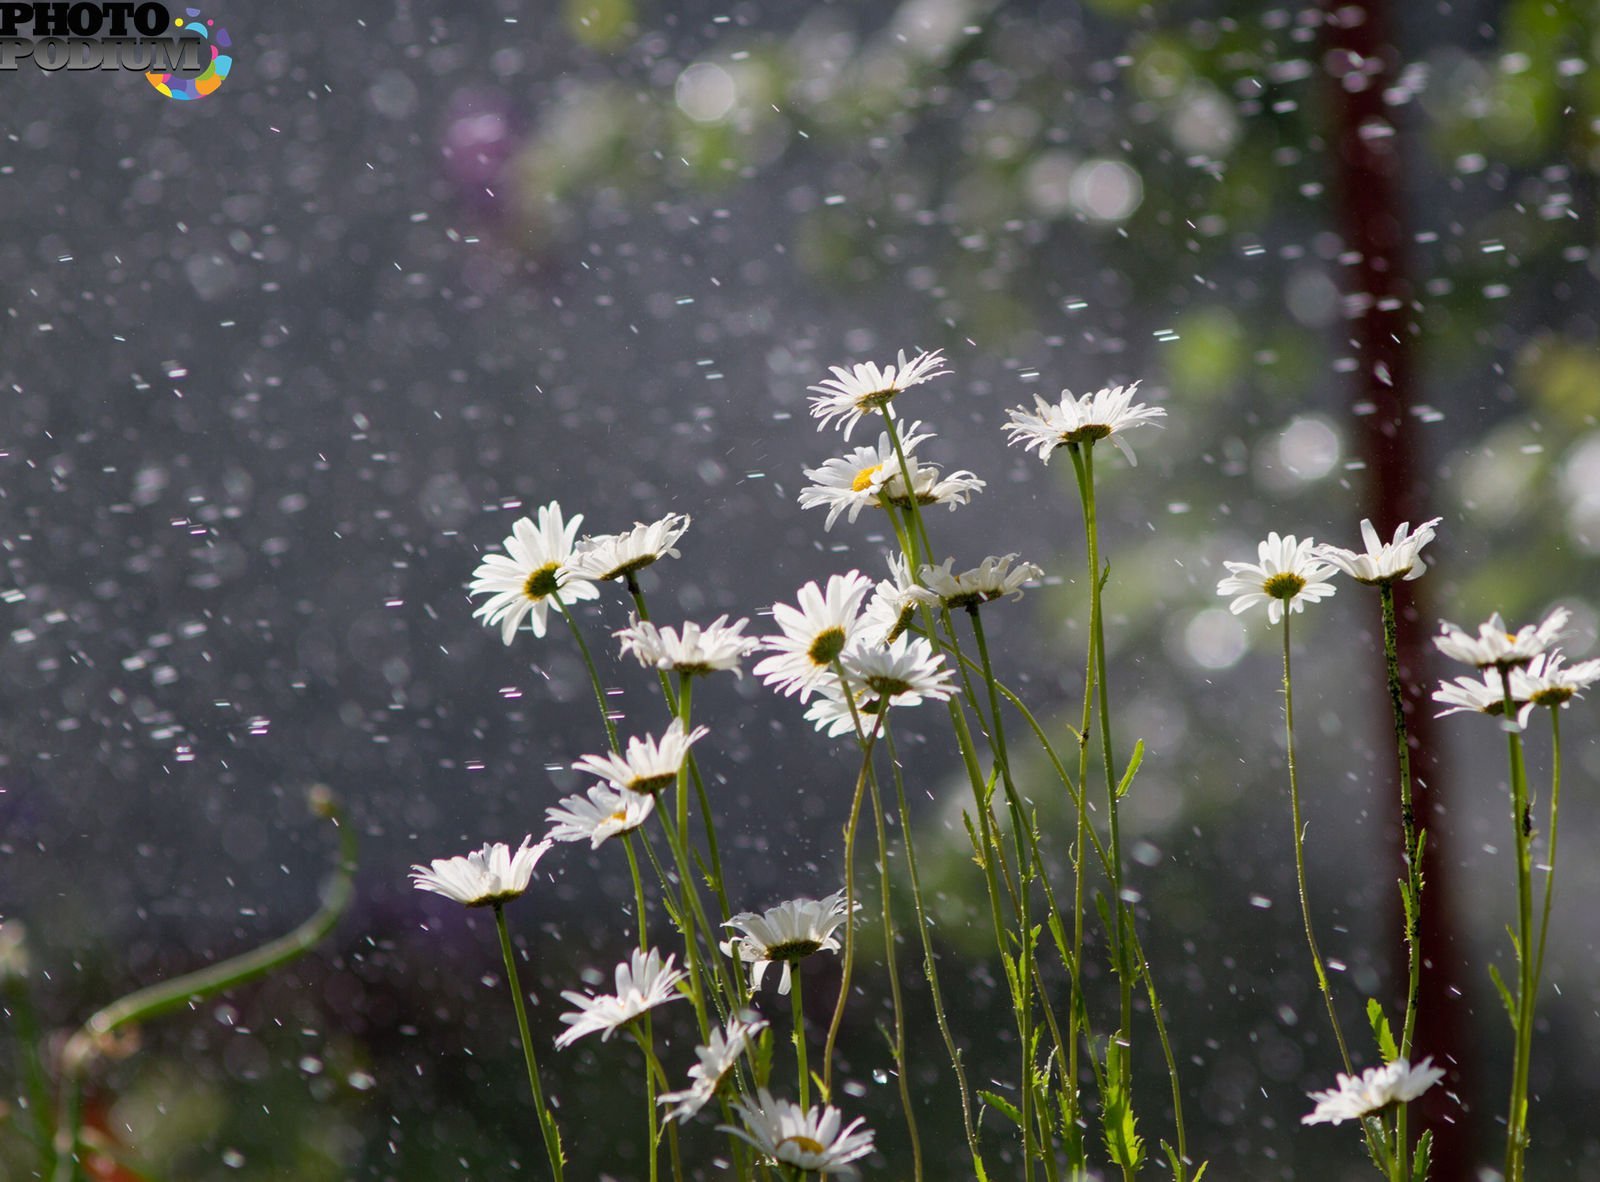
top-left (1278, 415), bottom-right (1341, 482)
top-left (1071, 159), bottom-right (1143, 223)
top-left (1184, 608), bottom-right (1248, 670)
top-left (1171, 85), bottom-right (1238, 155)
top-left (1023, 150), bottom-right (1078, 217)
top-left (676, 63), bottom-right (737, 123)
top-left (1560, 432), bottom-right (1600, 553)
top-left (1286, 268), bottom-right (1339, 327)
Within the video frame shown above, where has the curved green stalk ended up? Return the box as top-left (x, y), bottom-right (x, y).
top-left (1499, 668), bottom-right (1535, 1182)
top-left (53, 794), bottom-right (358, 1182)
top-left (1283, 613), bottom-right (1353, 1074)
top-left (496, 905), bottom-right (567, 1181)
top-left (555, 590), bottom-right (619, 753)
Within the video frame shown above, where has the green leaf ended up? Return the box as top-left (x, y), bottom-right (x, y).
top-left (1100, 1037), bottom-right (1145, 1170)
top-left (1487, 963), bottom-right (1517, 1029)
top-left (1366, 997), bottom-right (1399, 1063)
top-left (1116, 739), bottom-right (1146, 799)
top-left (1411, 1129), bottom-right (1433, 1182)
top-left (979, 1090), bottom-right (1023, 1129)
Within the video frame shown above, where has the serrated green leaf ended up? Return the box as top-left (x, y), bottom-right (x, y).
top-left (1366, 997), bottom-right (1399, 1063)
top-left (979, 1089), bottom-right (1023, 1129)
top-left (1116, 739), bottom-right (1145, 799)
top-left (1411, 1128), bottom-right (1433, 1182)
top-left (1487, 962), bottom-right (1517, 1028)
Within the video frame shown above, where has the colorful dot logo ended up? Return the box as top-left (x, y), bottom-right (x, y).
top-left (146, 7), bottom-right (231, 101)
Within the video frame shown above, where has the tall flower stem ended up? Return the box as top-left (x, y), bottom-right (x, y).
top-left (967, 602), bottom-right (1038, 1174)
top-left (628, 580), bottom-right (738, 944)
top-left (1498, 668), bottom-right (1535, 1182)
top-left (495, 905), bottom-right (566, 1181)
top-left (820, 677), bottom-right (886, 1095)
top-left (1532, 709), bottom-right (1562, 1023)
top-left (1378, 584), bottom-right (1424, 1172)
top-left (1283, 613), bottom-right (1354, 1075)
top-left (791, 956), bottom-right (812, 1111)
top-left (555, 591), bottom-right (619, 753)
top-left (866, 757), bottom-right (924, 1180)
top-left (884, 722), bottom-right (983, 1175)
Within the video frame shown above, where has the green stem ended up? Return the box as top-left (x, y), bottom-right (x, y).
top-left (884, 723), bottom-right (984, 1173)
top-left (556, 590), bottom-right (619, 753)
top-left (1378, 584), bottom-right (1423, 1176)
top-left (1532, 708), bottom-right (1562, 1021)
top-left (867, 755), bottom-right (924, 1180)
top-left (1283, 612), bottom-right (1354, 1075)
top-left (496, 905), bottom-right (566, 1181)
top-left (820, 673), bottom-right (885, 1094)
top-left (791, 957), bottom-right (811, 1111)
top-left (1500, 667), bottom-right (1535, 1182)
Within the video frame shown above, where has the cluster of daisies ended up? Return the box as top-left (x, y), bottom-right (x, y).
top-left (1216, 519), bottom-right (1598, 730)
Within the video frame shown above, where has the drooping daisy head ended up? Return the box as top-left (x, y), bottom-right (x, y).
top-left (919, 554), bottom-right (1043, 611)
top-left (797, 422), bottom-right (935, 531)
top-left (658, 1015), bottom-right (768, 1123)
top-left (1216, 532), bottom-right (1337, 624)
top-left (567, 513), bottom-right (691, 583)
top-left (409, 835), bottom-right (552, 908)
top-left (1513, 651), bottom-right (1600, 711)
top-left (555, 947), bottom-right (687, 1049)
top-left (615, 615), bottom-right (760, 678)
top-left (754, 571), bottom-right (875, 702)
top-left (1315, 517), bottom-right (1443, 586)
top-left (572, 720), bottom-right (710, 796)
top-left (469, 502), bottom-right (602, 645)
top-left (1003, 382), bottom-right (1165, 466)
top-left (545, 783), bottom-right (657, 850)
top-left (1434, 607), bottom-right (1569, 671)
top-left (722, 891), bottom-right (856, 995)
top-left (1301, 1057), bottom-right (1445, 1126)
top-left (807, 348), bottom-right (950, 439)
top-left (861, 553), bottom-right (936, 646)
top-left (1433, 670), bottom-right (1535, 731)
top-left (721, 1088), bottom-right (876, 1177)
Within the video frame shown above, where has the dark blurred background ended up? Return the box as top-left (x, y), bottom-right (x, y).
top-left (3, 0), bottom-right (1599, 1177)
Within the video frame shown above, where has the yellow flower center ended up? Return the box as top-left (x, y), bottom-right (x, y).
top-left (1063, 423), bottom-right (1112, 444)
top-left (851, 464), bottom-right (883, 493)
top-left (1263, 572), bottom-right (1306, 601)
top-left (607, 808), bottom-right (630, 825)
top-left (780, 1134), bottom-right (827, 1156)
top-left (808, 626), bottom-right (847, 666)
top-left (523, 562), bottom-right (562, 600)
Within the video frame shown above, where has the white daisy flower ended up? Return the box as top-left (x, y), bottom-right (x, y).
top-left (658, 1015), bottom-right (768, 1123)
top-left (469, 503), bottom-right (602, 644)
top-left (409, 836), bottom-right (552, 908)
top-left (1216, 533), bottom-right (1338, 624)
top-left (721, 891), bottom-right (855, 995)
top-left (571, 720), bottom-right (710, 796)
top-left (755, 572), bottom-right (875, 702)
top-left (1315, 517), bottom-right (1442, 586)
top-left (861, 554), bottom-right (936, 646)
top-left (615, 615), bottom-right (760, 678)
top-left (555, 947), bottom-right (687, 1049)
top-left (545, 783), bottom-right (657, 849)
top-left (797, 422), bottom-right (936, 530)
top-left (1434, 608), bottom-right (1569, 671)
top-left (802, 684), bottom-right (893, 739)
top-left (840, 635), bottom-right (958, 707)
top-left (1302, 1057), bottom-right (1445, 1126)
top-left (919, 554), bottom-right (1043, 610)
top-left (1003, 381), bottom-right (1165, 466)
top-left (1513, 651), bottom-right (1600, 710)
top-left (567, 513), bottom-right (691, 583)
top-left (876, 455), bottom-right (986, 515)
top-left (721, 1088), bottom-right (876, 1177)
top-left (1433, 670), bottom-right (1535, 731)
top-left (807, 348), bottom-right (950, 439)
